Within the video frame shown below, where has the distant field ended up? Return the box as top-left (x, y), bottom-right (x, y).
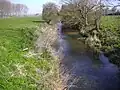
top-left (0, 16), bottom-right (41, 29)
top-left (0, 17), bottom-right (52, 90)
top-left (101, 16), bottom-right (120, 30)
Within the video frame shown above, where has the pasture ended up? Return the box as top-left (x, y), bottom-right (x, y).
top-left (0, 17), bottom-right (52, 90)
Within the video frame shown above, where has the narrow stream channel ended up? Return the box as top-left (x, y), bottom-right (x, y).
top-left (57, 22), bottom-right (120, 90)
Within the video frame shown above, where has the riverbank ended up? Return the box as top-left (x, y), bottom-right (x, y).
top-left (0, 17), bottom-right (63, 90)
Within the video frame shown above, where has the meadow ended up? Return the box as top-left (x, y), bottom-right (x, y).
top-left (0, 17), bottom-right (55, 90)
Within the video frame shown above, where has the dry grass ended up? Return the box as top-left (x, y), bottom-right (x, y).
top-left (35, 24), bottom-right (66, 90)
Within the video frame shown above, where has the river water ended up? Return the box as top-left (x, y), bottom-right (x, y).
top-left (56, 22), bottom-right (120, 90)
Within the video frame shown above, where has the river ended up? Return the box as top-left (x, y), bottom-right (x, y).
top-left (56, 22), bottom-right (120, 90)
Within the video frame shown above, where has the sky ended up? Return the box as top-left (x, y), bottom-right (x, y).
top-left (11, 0), bottom-right (119, 14)
top-left (12, 0), bottom-right (60, 14)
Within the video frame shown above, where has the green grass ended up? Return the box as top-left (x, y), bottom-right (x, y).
top-left (101, 16), bottom-right (120, 30)
top-left (0, 17), bottom-right (56, 90)
top-left (0, 17), bottom-right (41, 29)
top-left (100, 16), bottom-right (120, 50)
top-left (100, 16), bottom-right (120, 66)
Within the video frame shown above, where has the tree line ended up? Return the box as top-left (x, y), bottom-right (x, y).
top-left (0, 0), bottom-right (28, 18)
top-left (103, 5), bottom-right (120, 15)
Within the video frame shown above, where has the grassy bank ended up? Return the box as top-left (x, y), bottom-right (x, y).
top-left (0, 17), bottom-right (59, 90)
top-left (100, 16), bottom-right (120, 66)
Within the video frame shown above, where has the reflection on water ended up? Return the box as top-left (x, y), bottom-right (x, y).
top-left (57, 22), bottom-right (120, 90)
top-left (99, 51), bottom-right (111, 65)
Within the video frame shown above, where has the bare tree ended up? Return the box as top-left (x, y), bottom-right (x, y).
top-left (0, 0), bottom-right (28, 17)
top-left (22, 4), bottom-right (28, 15)
top-left (11, 3), bottom-right (16, 16)
top-left (61, 0), bottom-right (102, 32)
top-left (15, 4), bottom-right (22, 16)
top-left (0, 0), bottom-right (8, 17)
top-left (4, 0), bottom-right (12, 16)
top-left (111, 6), bottom-right (117, 13)
top-left (42, 2), bottom-right (58, 24)
top-left (60, 0), bottom-right (103, 49)
top-left (101, 0), bottom-right (120, 15)
top-left (103, 0), bottom-right (120, 11)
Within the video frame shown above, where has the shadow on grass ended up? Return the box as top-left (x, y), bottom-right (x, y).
top-left (32, 20), bottom-right (47, 23)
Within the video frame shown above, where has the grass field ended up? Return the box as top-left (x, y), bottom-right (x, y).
top-left (101, 16), bottom-right (120, 30)
top-left (0, 17), bottom-right (56, 90)
top-left (0, 17), bottom-right (41, 29)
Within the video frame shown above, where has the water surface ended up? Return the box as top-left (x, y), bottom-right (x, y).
top-left (56, 23), bottom-right (120, 90)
